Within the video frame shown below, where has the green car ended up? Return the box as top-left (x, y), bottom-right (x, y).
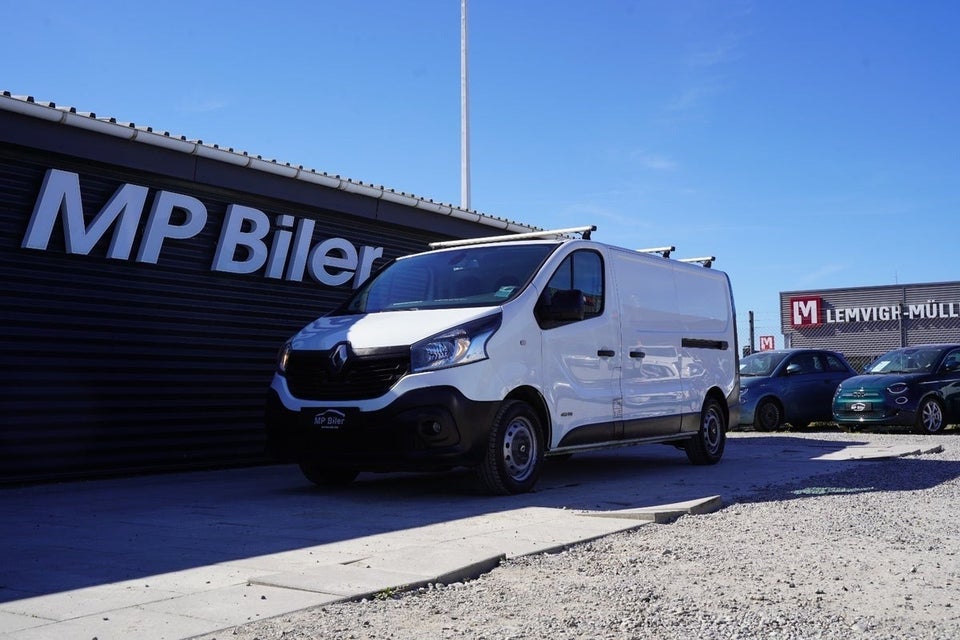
top-left (832, 344), bottom-right (960, 434)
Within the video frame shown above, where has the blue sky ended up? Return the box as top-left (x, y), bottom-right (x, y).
top-left (3, 0), bottom-right (958, 346)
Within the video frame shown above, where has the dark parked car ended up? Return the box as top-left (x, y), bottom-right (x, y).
top-left (833, 344), bottom-right (960, 434)
top-left (739, 349), bottom-right (857, 431)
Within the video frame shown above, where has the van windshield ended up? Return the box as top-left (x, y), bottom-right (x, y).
top-left (334, 244), bottom-right (556, 314)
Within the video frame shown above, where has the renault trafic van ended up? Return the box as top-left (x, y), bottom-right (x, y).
top-left (266, 226), bottom-right (739, 494)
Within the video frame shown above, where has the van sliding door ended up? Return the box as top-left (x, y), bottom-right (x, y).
top-left (615, 253), bottom-right (684, 438)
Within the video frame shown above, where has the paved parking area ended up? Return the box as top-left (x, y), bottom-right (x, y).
top-left (0, 431), bottom-right (945, 639)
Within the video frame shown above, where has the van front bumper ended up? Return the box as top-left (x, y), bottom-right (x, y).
top-left (265, 386), bottom-right (500, 472)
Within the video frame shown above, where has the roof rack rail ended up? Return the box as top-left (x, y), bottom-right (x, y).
top-left (638, 246), bottom-right (675, 258)
top-left (677, 256), bottom-right (716, 268)
top-left (429, 225), bottom-right (596, 249)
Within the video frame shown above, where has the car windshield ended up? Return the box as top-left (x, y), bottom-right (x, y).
top-left (865, 346), bottom-right (942, 374)
top-left (739, 352), bottom-right (789, 376)
top-left (332, 243), bottom-right (556, 314)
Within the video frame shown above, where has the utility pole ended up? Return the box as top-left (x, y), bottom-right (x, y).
top-left (460, 0), bottom-right (471, 210)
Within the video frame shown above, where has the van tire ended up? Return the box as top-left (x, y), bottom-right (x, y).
top-left (299, 462), bottom-right (358, 487)
top-left (476, 400), bottom-right (544, 495)
top-left (685, 398), bottom-right (726, 465)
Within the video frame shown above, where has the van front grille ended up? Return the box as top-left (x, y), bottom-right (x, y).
top-left (284, 348), bottom-right (410, 400)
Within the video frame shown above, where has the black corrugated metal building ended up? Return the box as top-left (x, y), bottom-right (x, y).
top-left (0, 92), bottom-right (536, 484)
top-left (780, 282), bottom-right (960, 369)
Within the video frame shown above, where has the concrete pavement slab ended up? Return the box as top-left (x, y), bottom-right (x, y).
top-left (140, 583), bottom-right (337, 627)
top-left (813, 443), bottom-right (944, 461)
top-left (225, 547), bottom-right (365, 573)
top-left (4, 603), bottom-right (226, 640)
top-left (0, 582), bottom-right (184, 622)
top-left (0, 610), bottom-right (43, 635)
top-left (353, 546), bottom-right (507, 586)
top-left (586, 495), bottom-right (724, 523)
top-left (250, 563), bottom-right (439, 598)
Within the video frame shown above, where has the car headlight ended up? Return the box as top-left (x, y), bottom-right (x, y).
top-left (887, 382), bottom-right (908, 394)
top-left (410, 314), bottom-right (501, 373)
top-left (277, 342), bottom-right (292, 374)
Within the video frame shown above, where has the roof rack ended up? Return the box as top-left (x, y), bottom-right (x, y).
top-left (637, 246), bottom-right (675, 258)
top-left (678, 256), bottom-right (716, 268)
top-left (429, 225), bottom-right (596, 249)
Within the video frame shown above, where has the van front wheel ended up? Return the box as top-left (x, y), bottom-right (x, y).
top-left (476, 400), bottom-right (544, 495)
top-left (299, 462), bottom-right (358, 487)
top-left (685, 398), bottom-right (727, 465)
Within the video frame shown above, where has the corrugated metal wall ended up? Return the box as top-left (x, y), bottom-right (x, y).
top-left (779, 284), bottom-right (960, 370)
top-left (0, 144), bottom-right (459, 484)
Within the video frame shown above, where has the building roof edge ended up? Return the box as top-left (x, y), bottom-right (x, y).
top-left (1, 91), bottom-right (537, 235)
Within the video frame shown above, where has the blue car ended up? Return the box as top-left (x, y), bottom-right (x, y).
top-left (740, 349), bottom-right (857, 431)
top-left (833, 344), bottom-right (960, 434)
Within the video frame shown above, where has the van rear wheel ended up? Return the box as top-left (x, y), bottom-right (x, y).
top-left (476, 400), bottom-right (544, 495)
top-left (685, 398), bottom-right (726, 465)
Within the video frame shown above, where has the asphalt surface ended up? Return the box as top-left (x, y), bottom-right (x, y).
top-left (0, 432), bottom-right (944, 640)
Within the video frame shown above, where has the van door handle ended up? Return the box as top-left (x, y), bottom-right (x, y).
top-left (629, 350), bottom-right (645, 359)
top-left (597, 349), bottom-right (615, 357)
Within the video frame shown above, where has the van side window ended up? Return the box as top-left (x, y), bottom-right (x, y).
top-left (537, 250), bottom-right (604, 327)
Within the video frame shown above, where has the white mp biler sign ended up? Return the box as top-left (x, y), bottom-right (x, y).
top-left (21, 168), bottom-right (384, 288)
top-left (791, 295), bottom-right (960, 328)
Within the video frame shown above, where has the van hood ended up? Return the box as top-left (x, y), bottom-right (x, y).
top-left (289, 307), bottom-right (500, 350)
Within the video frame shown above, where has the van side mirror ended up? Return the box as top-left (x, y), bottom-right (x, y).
top-left (536, 288), bottom-right (585, 326)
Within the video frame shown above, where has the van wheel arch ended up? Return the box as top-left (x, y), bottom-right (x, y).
top-left (505, 386), bottom-right (552, 449)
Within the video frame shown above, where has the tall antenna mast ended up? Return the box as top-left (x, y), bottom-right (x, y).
top-left (460, 0), bottom-right (471, 210)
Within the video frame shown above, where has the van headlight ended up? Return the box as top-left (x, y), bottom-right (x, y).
top-left (277, 342), bottom-right (292, 374)
top-left (410, 314), bottom-right (501, 373)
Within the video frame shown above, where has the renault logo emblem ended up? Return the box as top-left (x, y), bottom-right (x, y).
top-left (330, 343), bottom-right (350, 373)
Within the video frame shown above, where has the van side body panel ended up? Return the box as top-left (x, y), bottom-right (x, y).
top-left (552, 245), bottom-right (738, 448)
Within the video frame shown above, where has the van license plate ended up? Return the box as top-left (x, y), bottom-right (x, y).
top-left (304, 408), bottom-right (353, 429)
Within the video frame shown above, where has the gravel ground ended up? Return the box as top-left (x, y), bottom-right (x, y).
top-left (197, 431), bottom-right (960, 640)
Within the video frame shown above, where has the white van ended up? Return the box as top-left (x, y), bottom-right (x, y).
top-left (266, 226), bottom-right (739, 494)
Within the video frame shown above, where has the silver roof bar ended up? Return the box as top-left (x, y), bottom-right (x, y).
top-left (678, 256), bottom-right (716, 268)
top-left (638, 246), bottom-right (675, 258)
top-left (429, 225), bottom-right (596, 249)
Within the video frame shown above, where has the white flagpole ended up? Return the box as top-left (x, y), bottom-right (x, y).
top-left (460, 0), bottom-right (471, 210)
